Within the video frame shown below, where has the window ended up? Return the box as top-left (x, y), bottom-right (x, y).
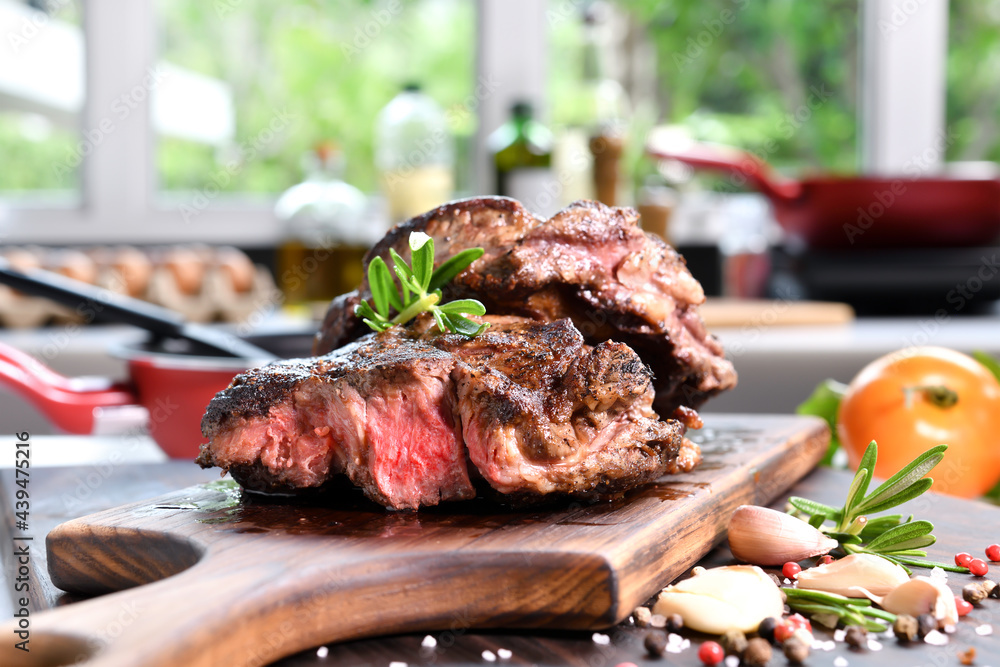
top-left (0, 0), bottom-right (84, 202)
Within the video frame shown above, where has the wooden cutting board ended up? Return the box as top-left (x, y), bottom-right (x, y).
top-left (1, 415), bottom-right (827, 667)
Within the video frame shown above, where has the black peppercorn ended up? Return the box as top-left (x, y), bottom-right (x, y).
top-left (757, 616), bottom-right (778, 644)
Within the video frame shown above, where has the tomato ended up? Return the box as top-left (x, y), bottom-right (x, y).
top-left (837, 346), bottom-right (1000, 498)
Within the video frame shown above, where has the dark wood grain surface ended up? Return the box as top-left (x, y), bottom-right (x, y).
top-left (1, 415), bottom-right (997, 667)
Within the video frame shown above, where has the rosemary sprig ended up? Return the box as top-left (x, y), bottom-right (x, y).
top-left (784, 588), bottom-right (896, 632)
top-left (788, 441), bottom-right (969, 574)
top-left (354, 232), bottom-right (489, 337)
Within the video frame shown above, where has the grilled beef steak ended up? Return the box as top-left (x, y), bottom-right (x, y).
top-left (314, 197), bottom-right (736, 417)
top-left (199, 316), bottom-right (698, 510)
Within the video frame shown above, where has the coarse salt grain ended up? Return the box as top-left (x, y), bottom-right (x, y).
top-left (924, 630), bottom-right (948, 646)
top-left (823, 641), bottom-right (836, 651)
top-left (867, 639), bottom-right (882, 651)
top-left (943, 624), bottom-right (957, 634)
top-left (725, 655), bottom-right (740, 667)
top-left (976, 624), bottom-right (994, 636)
top-left (390, 663), bottom-right (408, 667)
top-left (930, 566), bottom-right (947, 581)
top-left (834, 657), bottom-right (848, 667)
top-left (316, 647), bottom-right (329, 658)
top-left (497, 648), bottom-right (512, 659)
top-left (783, 578), bottom-right (792, 585)
top-left (668, 633), bottom-right (683, 644)
top-left (834, 629), bottom-right (846, 642)
top-left (421, 636), bottom-right (437, 649)
top-left (482, 650), bottom-right (497, 662)
top-left (592, 633), bottom-right (610, 645)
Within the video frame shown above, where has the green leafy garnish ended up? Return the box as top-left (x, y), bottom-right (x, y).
top-left (796, 379), bottom-right (847, 465)
top-left (355, 232), bottom-right (488, 337)
top-left (788, 441), bottom-right (968, 574)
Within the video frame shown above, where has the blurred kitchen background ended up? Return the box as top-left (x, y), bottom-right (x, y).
top-left (3, 0), bottom-right (1000, 436)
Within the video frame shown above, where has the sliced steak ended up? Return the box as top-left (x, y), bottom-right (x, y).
top-left (314, 197), bottom-right (736, 416)
top-left (200, 315), bottom-right (694, 510)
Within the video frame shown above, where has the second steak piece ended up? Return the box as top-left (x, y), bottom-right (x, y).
top-left (199, 315), bottom-right (696, 510)
top-left (314, 197), bottom-right (737, 418)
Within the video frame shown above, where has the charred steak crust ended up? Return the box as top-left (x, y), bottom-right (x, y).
top-left (201, 315), bottom-right (695, 510)
top-left (313, 196), bottom-right (736, 414)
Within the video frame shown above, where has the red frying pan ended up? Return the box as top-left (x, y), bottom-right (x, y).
top-left (647, 140), bottom-right (1000, 248)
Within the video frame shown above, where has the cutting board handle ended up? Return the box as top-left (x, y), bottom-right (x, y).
top-left (1, 545), bottom-right (610, 667)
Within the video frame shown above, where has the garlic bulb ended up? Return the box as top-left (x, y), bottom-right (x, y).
top-left (727, 505), bottom-right (839, 566)
top-left (652, 565), bottom-right (785, 634)
top-left (865, 576), bottom-right (958, 626)
top-left (796, 553), bottom-right (909, 597)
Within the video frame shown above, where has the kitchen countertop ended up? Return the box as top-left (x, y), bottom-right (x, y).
top-left (1, 434), bottom-right (997, 667)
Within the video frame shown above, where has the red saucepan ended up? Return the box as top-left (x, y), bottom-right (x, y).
top-left (0, 259), bottom-right (286, 459)
top-left (646, 140), bottom-right (1000, 248)
top-left (0, 338), bottom-right (266, 458)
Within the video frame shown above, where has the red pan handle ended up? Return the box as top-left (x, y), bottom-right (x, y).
top-left (646, 140), bottom-right (804, 202)
top-left (0, 340), bottom-right (137, 434)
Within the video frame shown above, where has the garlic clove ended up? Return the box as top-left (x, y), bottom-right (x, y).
top-left (652, 565), bottom-right (785, 634)
top-left (796, 553), bottom-right (909, 597)
top-left (864, 576), bottom-right (959, 626)
top-left (727, 505), bottom-right (839, 566)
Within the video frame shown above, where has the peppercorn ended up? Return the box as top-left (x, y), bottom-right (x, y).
top-left (634, 606), bottom-right (652, 628)
top-left (963, 582), bottom-right (988, 605)
top-left (768, 573), bottom-right (782, 588)
top-left (649, 614), bottom-right (667, 629)
top-left (720, 629), bottom-right (748, 657)
top-left (643, 631), bottom-right (667, 658)
top-left (757, 617), bottom-right (778, 644)
top-left (894, 614), bottom-right (918, 643)
top-left (917, 613), bottom-right (938, 638)
top-left (743, 637), bottom-right (772, 667)
top-left (665, 613), bottom-right (684, 632)
top-left (844, 625), bottom-right (868, 650)
top-left (782, 637), bottom-right (810, 665)
top-left (969, 558), bottom-right (990, 577)
top-left (984, 579), bottom-right (999, 598)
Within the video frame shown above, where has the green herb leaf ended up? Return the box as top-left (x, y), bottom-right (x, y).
top-left (368, 256), bottom-right (401, 316)
top-left (355, 300), bottom-right (381, 323)
top-left (796, 379), bottom-right (847, 465)
top-left (855, 445), bottom-right (946, 514)
top-left (858, 514), bottom-right (904, 540)
top-left (437, 299), bottom-right (487, 316)
top-left (428, 248), bottom-right (484, 292)
top-left (440, 312), bottom-right (490, 337)
top-left (855, 477), bottom-right (935, 516)
top-left (973, 350), bottom-right (1000, 383)
top-left (855, 441), bottom-right (878, 499)
top-left (788, 496), bottom-right (842, 520)
top-left (842, 467), bottom-right (870, 524)
top-left (409, 232), bottom-right (434, 292)
top-left (865, 520), bottom-right (934, 552)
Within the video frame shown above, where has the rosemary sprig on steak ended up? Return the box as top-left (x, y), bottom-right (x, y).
top-left (355, 231), bottom-right (488, 337)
